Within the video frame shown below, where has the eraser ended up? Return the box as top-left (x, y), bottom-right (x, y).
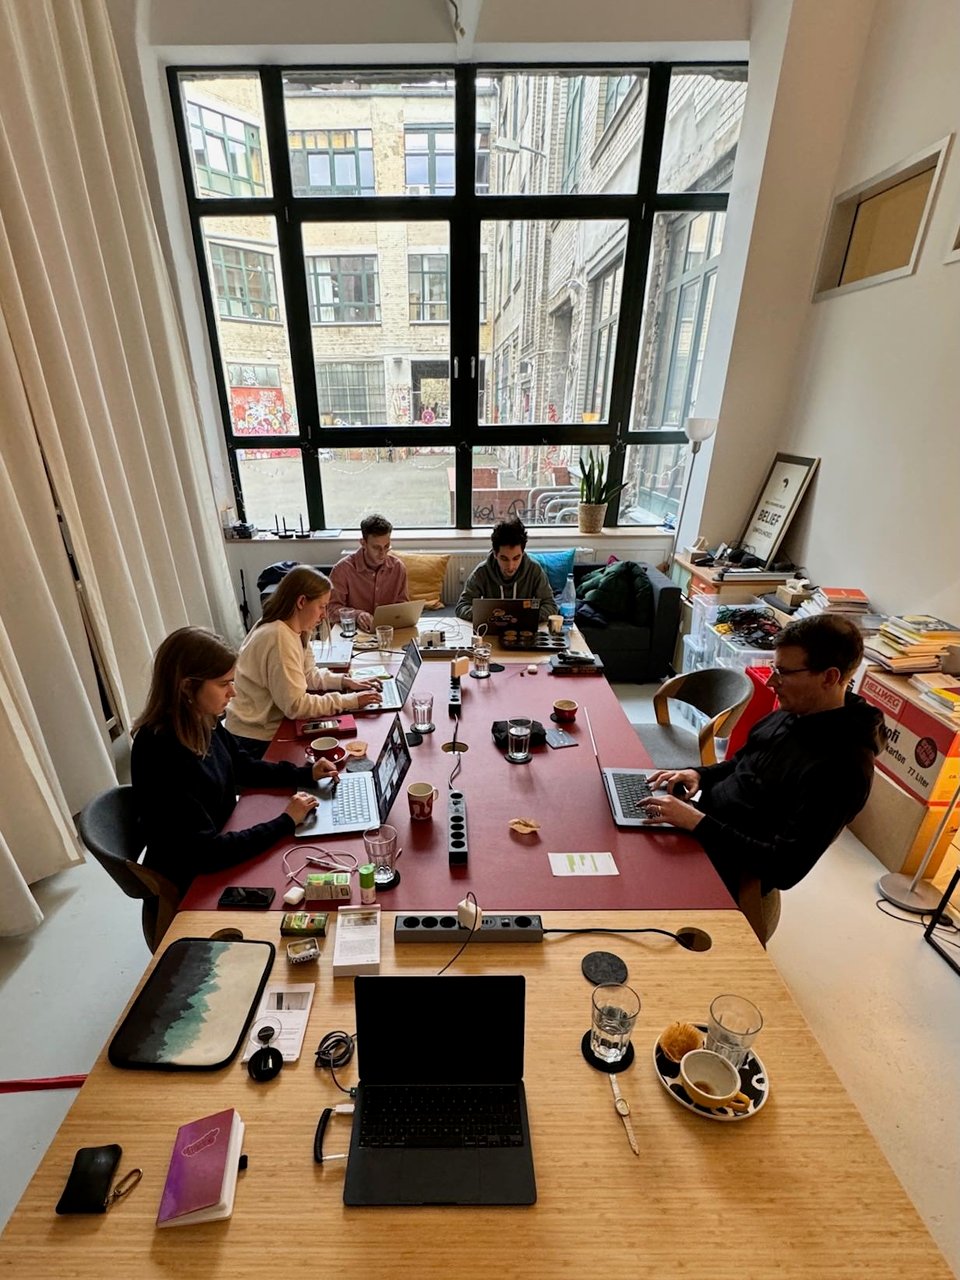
top-left (526, 664), bottom-right (538, 675)
top-left (283, 886), bottom-right (306, 906)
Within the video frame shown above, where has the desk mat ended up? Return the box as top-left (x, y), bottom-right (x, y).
top-left (108, 938), bottom-right (274, 1071)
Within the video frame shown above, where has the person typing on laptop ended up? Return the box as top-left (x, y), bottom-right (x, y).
top-left (640, 615), bottom-right (883, 916)
top-left (454, 517), bottom-right (554, 623)
top-left (225, 567), bottom-right (381, 756)
top-left (327, 513), bottom-right (409, 633)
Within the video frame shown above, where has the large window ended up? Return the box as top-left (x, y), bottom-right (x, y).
top-left (172, 64), bottom-right (746, 530)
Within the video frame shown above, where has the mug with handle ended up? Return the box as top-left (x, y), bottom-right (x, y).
top-left (407, 782), bottom-right (440, 821)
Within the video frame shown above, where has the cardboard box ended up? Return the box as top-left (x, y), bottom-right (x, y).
top-left (858, 670), bottom-right (960, 804)
top-left (849, 770), bottom-right (959, 876)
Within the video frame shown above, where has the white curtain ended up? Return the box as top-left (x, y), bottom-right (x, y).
top-left (0, 0), bottom-right (244, 933)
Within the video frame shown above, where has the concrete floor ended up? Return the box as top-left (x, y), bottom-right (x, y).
top-left (1, 682), bottom-right (958, 1275)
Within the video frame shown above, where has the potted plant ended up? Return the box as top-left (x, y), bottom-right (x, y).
top-left (577, 449), bottom-right (626, 533)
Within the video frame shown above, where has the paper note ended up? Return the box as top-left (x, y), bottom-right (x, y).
top-left (242, 984), bottom-right (314, 1063)
top-left (548, 852), bottom-right (619, 877)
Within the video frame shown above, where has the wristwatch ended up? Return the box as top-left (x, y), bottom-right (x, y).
top-left (609, 1073), bottom-right (639, 1156)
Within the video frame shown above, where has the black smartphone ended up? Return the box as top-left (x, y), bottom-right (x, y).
top-left (217, 886), bottom-right (276, 909)
top-left (300, 718), bottom-right (339, 735)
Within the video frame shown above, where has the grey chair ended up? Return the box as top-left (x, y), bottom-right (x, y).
top-left (77, 785), bottom-right (179, 952)
top-left (633, 666), bottom-right (754, 769)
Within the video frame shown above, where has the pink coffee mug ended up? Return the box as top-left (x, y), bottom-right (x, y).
top-left (407, 782), bottom-right (439, 821)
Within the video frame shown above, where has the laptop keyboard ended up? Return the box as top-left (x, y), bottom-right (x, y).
top-left (333, 779), bottom-right (375, 826)
top-left (359, 1085), bottom-right (524, 1149)
top-left (612, 771), bottom-right (653, 816)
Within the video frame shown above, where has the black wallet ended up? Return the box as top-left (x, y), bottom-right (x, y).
top-left (55, 1144), bottom-right (122, 1215)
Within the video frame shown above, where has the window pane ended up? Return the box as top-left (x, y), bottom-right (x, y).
top-left (177, 73), bottom-right (272, 198)
top-left (200, 216), bottom-right (299, 436)
top-left (482, 219), bottom-right (627, 424)
top-left (659, 67), bottom-right (747, 194)
top-left (481, 70), bottom-right (647, 196)
top-left (236, 448), bottom-right (306, 530)
top-left (283, 72), bottom-right (454, 197)
top-left (471, 445), bottom-right (609, 526)
top-left (303, 222), bottom-right (449, 424)
top-left (319, 447), bottom-right (455, 527)
top-left (619, 443), bottom-right (689, 527)
top-left (631, 211), bottom-right (725, 430)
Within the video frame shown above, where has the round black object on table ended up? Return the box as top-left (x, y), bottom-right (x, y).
top-left (580, 1032), bottom-right (635, 1073)
top-left (581, 950), bottom-right (628, 985)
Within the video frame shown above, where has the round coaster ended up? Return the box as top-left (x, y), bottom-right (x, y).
top-left (345, 757), bottom-right (375, 773)
top-left (468, 670), bottom-right (492, 680)
top-left (580, 1032), bottom-right (635, 1074)
top-left (550, 712), bottom-right (577, 725)
top-left (373, 869), bottom-right (401, 891)
top-left (581, 950), bottom-right (628, 985)
top-left (415, 722), bottom-right (435, 733)
top-left (505, 752), bottom-right (532, 764)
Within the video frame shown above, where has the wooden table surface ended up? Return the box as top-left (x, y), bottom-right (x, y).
top-left (0, 909), bottom-right (949, 1278)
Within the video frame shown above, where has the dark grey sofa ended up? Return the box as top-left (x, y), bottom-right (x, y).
top-left (571, 562), bottom-right (680, 684)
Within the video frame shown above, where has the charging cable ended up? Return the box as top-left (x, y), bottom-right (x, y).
top-left (314, 1029), bottom-right (357, 1096)
top-left (437, 892), bottom-right (481, 975)
top-left (314, 1103), bottom-right (355, 1164)
top-left (283, 847), bottom-right (361, 886)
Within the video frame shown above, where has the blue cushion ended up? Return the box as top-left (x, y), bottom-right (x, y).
top-left (528, 548), bottom-right (576, 595)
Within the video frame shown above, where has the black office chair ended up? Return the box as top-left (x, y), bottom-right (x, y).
top-left (77, 785), bottom-right (179, 952)
top-left (633, 666), bottom-right (754, 769)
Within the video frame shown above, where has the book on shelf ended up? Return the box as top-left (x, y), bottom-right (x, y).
top-left (864, 637), bottom-right (941, 673)
top-left (814, 587), bottom-right (872, 609)
top-left (157, 1108), bottom-right (244, 1228)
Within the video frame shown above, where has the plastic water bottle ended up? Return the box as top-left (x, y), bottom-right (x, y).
top-left (559, 574), bottom-right (577, 634)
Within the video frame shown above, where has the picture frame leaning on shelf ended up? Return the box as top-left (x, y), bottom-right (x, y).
top-left (739, 453), bottom-right (820, 568)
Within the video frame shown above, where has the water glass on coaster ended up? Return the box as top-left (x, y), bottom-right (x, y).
top-left (472, 642), bottom-right (492, 679)
top-left (590, 984), bottom-right (641, 1065)
top-left (362, 824), bottom-right (400, 888)
top-left (411, 692), bottom-right (435, 733)
top-left (376, 624), bottom-right (394, 653)
top-left (339, 608), bottom-right (358, 639)
top-left (705, 994), bottom-right (763, 1069)
top-left (407, 782), bottom-right (439, 821)
top-left (507, 717), bottom-right (532, 762)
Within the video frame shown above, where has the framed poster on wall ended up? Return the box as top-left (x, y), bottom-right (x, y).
top-left (740, 453), bottom-right (819, 567)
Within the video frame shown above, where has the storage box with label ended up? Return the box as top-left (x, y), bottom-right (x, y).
top-left (858, 671), bottom-right (960, 804)
top-left (848, 770), bottom-right (959, 876)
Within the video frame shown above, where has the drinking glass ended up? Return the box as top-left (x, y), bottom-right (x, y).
top-left (362, 824), bottom-right (400, 888)
top-left (590, 984), bottom-right (641, 1064)
top-left (507, 717), bottom-right (532, 761)
top-left (339, 609), bottom-right (358, 638)
top-left (705, 994), bottom-right (763, 1069)
top-left (412, 692), bottom-right (435, 732)
top-left (376, 624), bottom-right (394, 653)
top-left (472, 643), bottom-right (491, 679)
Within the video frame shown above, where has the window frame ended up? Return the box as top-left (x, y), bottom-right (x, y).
top-left (305, 252), bottom-right (381, 324)
top-left (288, 127), bottom-right (376, 197)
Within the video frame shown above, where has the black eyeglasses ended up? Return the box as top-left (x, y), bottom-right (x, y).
top-left (770, 666), bottom-right (811, 680)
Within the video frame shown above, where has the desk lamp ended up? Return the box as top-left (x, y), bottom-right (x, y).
top-left (671, 416), bottom-right (718, 559)
top-left (877, 773), bottom-right (960, 913)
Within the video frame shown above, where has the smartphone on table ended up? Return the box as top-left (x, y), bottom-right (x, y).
top-left (217, 886), bottom-right (276, 909)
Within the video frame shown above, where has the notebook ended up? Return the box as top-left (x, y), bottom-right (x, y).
top-left (344, 975), bottom-right (536, 1206)
top-left (471, 597), bottom-right (542, 633)
top-left (371, 600), bottom-right (425, 630)
top-left (360, 640), bottom-right (422, 712)
top-left (583, 707), bottom-right (674, 828)
top-left (156, 1108), bottom-right (244, 1227)
top-left (294, 713), bottom-right (410, 838)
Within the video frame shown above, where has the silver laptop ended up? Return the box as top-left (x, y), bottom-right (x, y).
top-left (295, 714), bottom-right (410, 838)
top-left (371, 600), bottom-right (425, 630)
top-left (361, 640), bottom-right (422, 712)
top-left (583, 707), bottom-right (671, 828)
top-left (471, 597), bottom-right (541, 632)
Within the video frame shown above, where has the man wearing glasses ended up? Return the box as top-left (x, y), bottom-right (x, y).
top-left (644, 615), bottom-right (884, 930)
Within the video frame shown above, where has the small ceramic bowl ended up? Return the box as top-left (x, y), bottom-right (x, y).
top-left (679, 1049), bottom-right (741, 1109)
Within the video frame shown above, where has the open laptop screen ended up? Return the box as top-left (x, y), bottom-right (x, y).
top-left (373, 714), bottom-right (411, 821)
top-left (355, 975), bottom-right (525, 1085)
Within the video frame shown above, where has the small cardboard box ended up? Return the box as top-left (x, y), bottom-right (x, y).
top-left (304, 872), bottom-right (352, 902)
top-left (848, 770), bottom-right (959, 876)
top-left (858, 670), bottom-right (960, 804)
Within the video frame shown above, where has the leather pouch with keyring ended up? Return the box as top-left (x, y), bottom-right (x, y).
top-left (55, 1144), bottom-right (123, 1214)
top-left (491, 720), bottom-right (547, 750)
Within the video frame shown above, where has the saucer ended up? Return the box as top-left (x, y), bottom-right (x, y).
top-left (319, 746), bottom-right (347, 766)
top-left (550, 712), bottom-right (577, 725)
top-left (652, 1023), bottom-right (768, 1122)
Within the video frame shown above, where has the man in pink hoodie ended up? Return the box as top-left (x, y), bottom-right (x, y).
top-left (328, 513), bottom-right (409, 632)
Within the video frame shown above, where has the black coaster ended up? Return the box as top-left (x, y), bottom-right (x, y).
top-left (345, 756), bottom-right (375, 772)
top-left (505, 752), bottom-right (531, 764)
top-left (581, 950), bottom-right (628, 985)
top-left (489, 662), bottom-right (505, 672)
top-left (405, 729), bottom-right (423, 747)
top-left (374, 869), bottom-right (400, 891)
top-left (580, 1032), bottom-right (635, 1074)
top-left (468, 671), bottom-right (492, 680)
top-left (415, 723), bottom-right (436, 733)
top-left (550, 712), bottom-right (578, 725)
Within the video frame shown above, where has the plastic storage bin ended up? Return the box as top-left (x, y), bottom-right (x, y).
top-left (690, 595), bottom-right (761, 646)
top-left (716, 631), bottom-right (778, 671)
top-left (681, 633), bottom-right (705, 674)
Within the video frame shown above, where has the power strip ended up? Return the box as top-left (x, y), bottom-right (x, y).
top-left (394, 913), bottom-right (544, 943)
top-left (448, 676), bottom-right (462, 717)
top-left (417, 645), bottom-right (473, 660)
top-left (448, 790), bottom-right (467, 865)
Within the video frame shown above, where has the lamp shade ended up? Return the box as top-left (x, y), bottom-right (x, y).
top-left (684, 416), bottom-right (718, 446)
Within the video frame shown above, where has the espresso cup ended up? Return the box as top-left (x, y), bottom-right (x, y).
top-left (407, 782), bottom-right (439, 821)
top-left (679, 1049), bottom-right (741, 1109)
top-left (553, 698), bottom-right (578, 723)
top-left (310, 736), bottom-right (341, 761)
top-left (548, 614), bottom-right (564, 635)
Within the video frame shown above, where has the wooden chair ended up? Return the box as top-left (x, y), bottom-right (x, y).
top-left (737, 876), bottom-right (782, 948)
top-left (633, 667), bottom-right (754, 768)
top-left (77, 785), bottom-right (179, 952)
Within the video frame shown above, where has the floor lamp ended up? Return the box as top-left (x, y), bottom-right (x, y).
top-left (877, 774), bottom-right (960, 913)
top-left (670, 416), bottom-right (718, 557)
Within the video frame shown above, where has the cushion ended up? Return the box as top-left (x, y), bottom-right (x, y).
top-left (528, 548), bottom-right (576, 595)
top-left (395, 552), bottom-right (450, 609)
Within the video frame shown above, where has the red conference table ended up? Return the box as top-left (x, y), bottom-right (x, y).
top-left (182, 658), bottom-right (734, 914)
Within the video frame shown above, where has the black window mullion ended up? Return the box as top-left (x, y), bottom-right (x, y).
top-left (452, 64), bottom-right (479, 529)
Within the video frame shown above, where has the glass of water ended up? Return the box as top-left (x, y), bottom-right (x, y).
top-left (376, 624), bottom-right (394, 653)
top-left (412, 692), bottom-right (435, 733)
top-left (339, 608), bottom-right (357, 638)
top-left (590, 984), bottom-right (641, 1064)
top-left (472, 642), bottom-right (491, 678)
top-left (507, 717), bottom-right (532, 762)
top-left (706, 994), bottom-right (763, 1069)
top-left (362, 824), bottom-right (400, 888)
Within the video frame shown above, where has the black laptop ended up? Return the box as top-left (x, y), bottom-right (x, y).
top-left (343, 975), bottom-right (536, 1206)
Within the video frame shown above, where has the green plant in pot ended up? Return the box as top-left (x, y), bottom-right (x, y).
top-left (578, 449), bottom-right (626, 533)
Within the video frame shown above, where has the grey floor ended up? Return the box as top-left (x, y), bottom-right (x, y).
top-left (1, 682), bottom-right (958, 1277)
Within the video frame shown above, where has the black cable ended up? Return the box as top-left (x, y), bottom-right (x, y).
top-left (542, 925), bottom-right (711, 951)
top-left (437, 891), bottom-right (479, 975)
top-left (447, 715), bottom-right (462, 789)
top-left (314, 1029), bottom-right (356, 1093)
top-left (875, 899), bottom-right (960, 950)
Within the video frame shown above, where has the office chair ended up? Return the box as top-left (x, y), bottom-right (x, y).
top-left (633, 666), bottom-right (754, 768)
top-left (77, 785), bottom-right (179, 952)
top-left (738, 876), bottom-right (782, 948)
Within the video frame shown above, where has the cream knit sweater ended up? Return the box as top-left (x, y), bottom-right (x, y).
top-left (225, 620), bottom-right (362, 742)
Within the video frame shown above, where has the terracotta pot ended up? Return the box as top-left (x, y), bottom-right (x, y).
top-left (578, 503), bottom-right (606, 534)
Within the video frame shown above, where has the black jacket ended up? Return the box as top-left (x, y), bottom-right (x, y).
top-left (694, 692), bottom-right (884, 897)
top-left (132, 721), bottom-right (313, 896)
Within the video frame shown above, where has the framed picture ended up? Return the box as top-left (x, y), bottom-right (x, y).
top-left (739, 453), bottom-right (819, 568)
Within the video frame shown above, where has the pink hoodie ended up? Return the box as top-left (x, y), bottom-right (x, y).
top-left (327, 547), bottom-right (409, 623)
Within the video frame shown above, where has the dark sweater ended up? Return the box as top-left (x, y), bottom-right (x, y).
top-left (131, 721), bottom-right (313, 895)
top-left (693, 692), bottom-right (884, 897)
top-left (455, 551), bottom-right (554, 621)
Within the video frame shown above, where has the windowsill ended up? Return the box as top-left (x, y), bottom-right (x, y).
top-left (226, 526), bottom-right (669, 545)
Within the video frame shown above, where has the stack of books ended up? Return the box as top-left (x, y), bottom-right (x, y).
top-left (908, 672), bottom-right (960, 718)
top-left (794, 586), bottom-right (883, 633)
top-left (865, 614), bottom-right (960, 674)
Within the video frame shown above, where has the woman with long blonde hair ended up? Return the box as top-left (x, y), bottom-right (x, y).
top-left (225, 566), bottom-right (381, 756)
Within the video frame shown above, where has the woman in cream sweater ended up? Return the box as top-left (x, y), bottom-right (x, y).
top-left (226, 566), bottom-right (381, 755)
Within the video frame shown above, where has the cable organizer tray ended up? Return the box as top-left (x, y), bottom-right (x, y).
top-left (108, 937), bottom-right (274, 1071)
top-left (499, 633), bottom-right (567, 652)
